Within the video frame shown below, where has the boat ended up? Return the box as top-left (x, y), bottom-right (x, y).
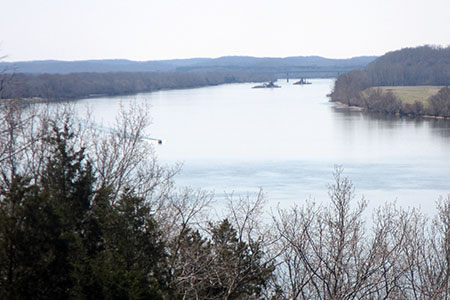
top-left (293, 78), bottom-right (312, 85)
top-left (252, 81), bottom-right (281, 88)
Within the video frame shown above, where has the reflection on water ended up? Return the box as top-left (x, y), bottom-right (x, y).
top-left (332, 106), bottom-right (450, 139)
top-left (75, 79), bottom-right (450, 215)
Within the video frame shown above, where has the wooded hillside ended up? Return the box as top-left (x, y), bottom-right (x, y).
top-left (366, 46), bottom-right (450, 86)
top-left (330, 46), bottom-right (450, 117)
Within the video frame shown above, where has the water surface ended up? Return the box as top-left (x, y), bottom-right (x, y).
top-left (76, 79), bottom-right (450, 215)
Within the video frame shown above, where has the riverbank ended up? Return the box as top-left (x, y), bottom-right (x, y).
top-left (330, 83), bottom-right (450, 119)
top-left (331, 100), bottom-right (364, 110)
top-left (330, 99), bottom-right (450, 120)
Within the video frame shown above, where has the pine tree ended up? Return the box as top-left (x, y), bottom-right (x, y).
top-left (97, 188), bottom-right (167, 299)
top-left (207, 219), bottom-right (273, 299)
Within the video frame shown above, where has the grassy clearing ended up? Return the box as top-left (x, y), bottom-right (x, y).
top-left (364, 86), bottom-right (443, 106)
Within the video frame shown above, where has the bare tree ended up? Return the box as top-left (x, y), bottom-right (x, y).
top-left (400, 196), bottom-right (450, 299)
top-left (79, 102), bottom-right (177, 203)
top-left (273, 167), bottom-right (410, 299)
top-left (0, 101), bottom-right (50, 187)
top-left (167, 191), bottom-right (278, 299)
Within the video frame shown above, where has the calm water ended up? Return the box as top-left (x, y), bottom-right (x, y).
top-left (76, 79), bottom-right (450, 215)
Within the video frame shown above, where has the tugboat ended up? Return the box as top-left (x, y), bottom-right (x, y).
top-left (252, 81), bottom-right (281, 88)
top-left (293, 78), bottom-right (312, 85)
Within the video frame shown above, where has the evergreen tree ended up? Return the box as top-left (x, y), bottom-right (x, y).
top-left (169, 227), bottom-right (214, 299)
top-left (207, 219), bottom-right (273, 299)
top-left (97, 188), bottom-right (167, 299)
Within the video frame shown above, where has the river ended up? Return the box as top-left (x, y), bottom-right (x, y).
top-left (76, 79), bottom-right (450, 215)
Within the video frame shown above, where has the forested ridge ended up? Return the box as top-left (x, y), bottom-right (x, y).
top-left (0, 56), bottom-right (376, 74)
top-left (330, 45), bottom-right (450, 117)
top-left (0, 101), bottom-right (448, 299)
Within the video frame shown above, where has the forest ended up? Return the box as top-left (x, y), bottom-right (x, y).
top-left (0, 71), bottom-right (274, 101)
top-left (330, 45), bottom-right (450, 117)
top-left (0, 100), bottom-right (448, 299)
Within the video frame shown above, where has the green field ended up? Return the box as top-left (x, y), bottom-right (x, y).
top-left (364, 86), bottom-right (443, 106)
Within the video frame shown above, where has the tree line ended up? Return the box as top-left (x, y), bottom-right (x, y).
top-left (330, 45), bottom-right (450, 118)
top-left (0, 101), bottom-right (448, 299)
top-left (0, 71), bottom-right (274, 101)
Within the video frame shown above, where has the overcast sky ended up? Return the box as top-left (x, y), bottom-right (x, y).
top-left (1, 0), bottom-right (449, 62)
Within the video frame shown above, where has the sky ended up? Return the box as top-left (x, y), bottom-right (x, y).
top-left (1, 0), bottom-right (449, 62)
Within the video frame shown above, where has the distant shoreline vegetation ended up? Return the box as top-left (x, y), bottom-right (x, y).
top-left (330, 46), bottom-right (450, 118)
top-left (0, 55), bottom-right (375, 101)
top-left (0, 71), bottom-right (276, 101)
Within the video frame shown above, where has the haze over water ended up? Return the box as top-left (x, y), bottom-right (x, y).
top-left (77, 79), bottom-right (450, 215)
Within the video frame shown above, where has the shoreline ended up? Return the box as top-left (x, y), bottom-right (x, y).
top-left (331, 100), bottom-right (364, 110)
top-left (330, 100), bottom-right (450, 120)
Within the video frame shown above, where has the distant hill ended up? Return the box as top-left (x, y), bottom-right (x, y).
top-left (0, 56), bottom-right (376, 77)
top-left (0, 58), bottom-right (210, 74)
